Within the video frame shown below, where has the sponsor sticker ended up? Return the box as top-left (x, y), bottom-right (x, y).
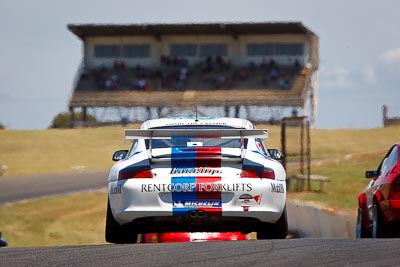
top-left (173, 200), bottom-right (221, 208)
top-left (271, 183), bottom-right (285, 193)
top-left (170, 167), bottom-right (222, 175)
top-left (166, 120), bottom-right (227, 126)
top-left (239, 194), bottom-right (262, 206)
top-left (141, 182), bottom-right (252, 193)
top-left (110, 184), bottom-right (122, 194)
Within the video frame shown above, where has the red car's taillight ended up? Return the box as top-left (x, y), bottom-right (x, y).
top-left (240, 168), bottom-right (275, 179)
top-left (393, 175), bottom-right (400, 192)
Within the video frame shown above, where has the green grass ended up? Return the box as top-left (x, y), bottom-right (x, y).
top-left (0, 191), bottom-right (107, 247)
top-left (0, 125), bottom-right (138, 176)
top-left (0, 124), bottom-right (400, 247)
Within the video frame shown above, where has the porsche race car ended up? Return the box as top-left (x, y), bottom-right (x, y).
top-left (106, 117), bottom-right (287, 243)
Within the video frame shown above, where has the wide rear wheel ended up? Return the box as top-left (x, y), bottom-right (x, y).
top-left (105, 197), bottom-right (138, 244)
top-left (372, 201), bottom-right (387, 238)
top-left (257, 207), bottom-right (288, 239)
top-left (356, 208), bottom-right (368, 238)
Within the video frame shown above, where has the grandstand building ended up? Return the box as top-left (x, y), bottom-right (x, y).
top-left (68, 22), bottom-right (319, 126)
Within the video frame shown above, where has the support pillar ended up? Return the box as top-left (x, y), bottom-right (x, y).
top-left (69, 106), bottom-right (75, 128)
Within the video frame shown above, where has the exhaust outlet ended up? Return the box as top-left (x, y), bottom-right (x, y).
top-left (189, 210), bottom-right (198, 218)
top-left (188, 210), bottom-right (207, 219)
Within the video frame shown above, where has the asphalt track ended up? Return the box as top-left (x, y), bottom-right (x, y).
top-left (2, 239), bottom-right (400, 266)
top-left (0, 171), bottom-right (108, 205)
top-left (2, 172), bottom-right (400, 266)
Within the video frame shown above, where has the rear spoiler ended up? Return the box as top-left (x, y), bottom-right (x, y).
top-left (125, 129), bottom-right (267, 160)
top-left (124, 129), bottom-right (268, 140)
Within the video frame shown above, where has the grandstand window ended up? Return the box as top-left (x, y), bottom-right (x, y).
top-left (247, 44), bottom-right (274, 56)
top-left (170, 44), bottom-right (197, 57)
top-left (94, 45), bottom-right (120, 58)
top-left (247, 43), bottom-right (303, 56)
top-left (123, 44), bottom-right (150, 58)
top-left (200, 44), bottom-right (227, 57)
top-left (276, 43), bottom-right (304, 56)
top-left (247, 44), bottom-right (262, 56)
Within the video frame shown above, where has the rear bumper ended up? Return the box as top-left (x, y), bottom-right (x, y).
top-left (109, 178), bottom-right (286, 227)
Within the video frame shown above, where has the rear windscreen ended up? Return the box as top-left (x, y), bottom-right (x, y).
top-left (145, 125), bottom-right (248, 149)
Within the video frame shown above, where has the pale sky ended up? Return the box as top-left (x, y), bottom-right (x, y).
top-left (0, 0), bottom-right (399, 129)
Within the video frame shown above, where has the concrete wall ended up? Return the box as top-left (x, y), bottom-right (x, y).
top-left (287, 200), bottom-right (356, 238)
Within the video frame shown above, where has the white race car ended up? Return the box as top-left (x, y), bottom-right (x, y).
top-left (106, 117), bottom-right (287, 243)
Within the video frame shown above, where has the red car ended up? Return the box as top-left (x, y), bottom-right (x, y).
top-left (357, 142), bottom-right (400, 238)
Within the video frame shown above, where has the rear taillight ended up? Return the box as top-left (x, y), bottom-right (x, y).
top-left (393, 175), bottom-right (400, 192)
top-left (240, 168), bottom-right (275, 179)
top-left (240, 170), bottom-right (259, 178)
top-left (261, 169), bottom-right (275, 179)
top-left (118, 167), bottom-right (153, 180)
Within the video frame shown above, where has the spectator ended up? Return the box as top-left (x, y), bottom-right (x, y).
top-left (145, 81), bottom-right (154, 92)
top-left (268, 59), bottom-right (276, 69)
top-left (204, 55), bottom-right (213, 73)
top-left (237, 67), bottom-right (249, 80)
top-left (178, 56), bottom-right (188, 66)
top-left (105, 78), bottom-right (115, 90)
top-left (179, 66), bottom-right (188, 82)
top-left (111, 74), bottom-right (120, 87)
top-left (160, 55), bottom-right (168, 65)
top-left (216, 55), bottom-right (224, 71)
top-left (136, 78), bottom-right (147, 90)
top-left (248, 60), bottom-right (256, 70)
top-left (114, 59), bottom-right (126, 70)
top-left (269, 68), bottom-right (279, 81)
top-left (292, 58), bottom-right (301, 74)
top-left (80, 66), bottom-right (89, 79)
top-left (225, 75), bottom-right (235, 88)
top-left (260, 57), bottom-right (268, 69)
top-left (260, 73), bottom-right (270, 86)
top-left (175, 80), bottom-right (185, 90)
top-left (215, 73), bottom-right (226, 88)
top-left (172, 56), bottom-right (179, 65)
top-left (135, 64), bottom-right (146, 78)
top-left (294, 58), bottom-right (301, 70)
top-left (278, 78), bottom-right (291, 90)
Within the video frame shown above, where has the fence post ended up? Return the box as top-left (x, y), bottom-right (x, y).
top-left (281, 120), bottom-right (287, 171)
top-left (307, 119), bottom-right (311, 191)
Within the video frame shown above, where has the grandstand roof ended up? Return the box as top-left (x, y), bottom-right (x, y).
top-left (68, 22), bottom-right (317, 39)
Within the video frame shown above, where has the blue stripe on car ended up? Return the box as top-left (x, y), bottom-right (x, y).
top-left (171, 145), bottom-right (198, 216)
top-left (172, 177), bottom-right (197, 216)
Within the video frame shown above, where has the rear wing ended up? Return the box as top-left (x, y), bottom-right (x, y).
top-left (125, 129), bottom-right (268, 160)
top-left (124, 129), bottom-right (268, 140)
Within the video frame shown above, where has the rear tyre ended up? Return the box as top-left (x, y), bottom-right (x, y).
top-left (257, 207), bottom-right (288, 239)
top-left (356, 208), bottom-right (368, 238)
top-left (372, 201), bottom-right (387, 238)
top-left (105, 198), bottom-right (138, 244)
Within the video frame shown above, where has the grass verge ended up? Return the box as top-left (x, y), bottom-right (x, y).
top-left (0, 191), bottom-right (107, 247)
